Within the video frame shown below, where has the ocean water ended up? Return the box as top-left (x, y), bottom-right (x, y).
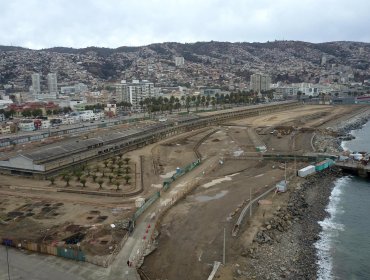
top-left (316, 122), bottom-right (370, 280)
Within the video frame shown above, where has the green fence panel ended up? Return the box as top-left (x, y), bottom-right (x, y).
top-left (133, 191), bottom-right (160, 221)
top-left (57, 247), bottom-right (85, 261)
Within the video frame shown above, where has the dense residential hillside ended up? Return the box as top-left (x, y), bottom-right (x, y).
top-left (1, 41), bottom-right (369, 90)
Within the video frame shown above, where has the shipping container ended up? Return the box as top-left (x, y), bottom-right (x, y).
top-left (315, 160), bottom-right (328, 171)
top-left (298, 165), bottom-right (316, 177)
top-left (315, 158), bottom-right (334, 171)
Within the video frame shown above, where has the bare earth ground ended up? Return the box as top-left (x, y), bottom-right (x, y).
top-left (0, 105), bottom-right (366, 278)
top-left (141, 105), bottom-right (366, 280)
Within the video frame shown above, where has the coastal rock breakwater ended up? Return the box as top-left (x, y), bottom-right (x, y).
top-left (243, 168), bottom-right (343, 280)
top-left (314, 110), bottom-right (370, 153)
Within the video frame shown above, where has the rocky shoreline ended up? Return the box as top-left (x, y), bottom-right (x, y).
top-left (243, 168), bottom-right (343, 280)
top-left (313, 110), bottom-right (370, 153)
top-left (242, 111), bottom-right (370, 280)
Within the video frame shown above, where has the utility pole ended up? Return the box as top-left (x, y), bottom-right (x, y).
top-left (250, 187), bottom-right (252, 217)
top-left (284, 161), bottom-right (287, 183)
top-left (294, 156), bottom-right (297, 177)
top-left (223, 227), bottom-right (226, 265)
top-left (5, 241), bottom-right (10, 280)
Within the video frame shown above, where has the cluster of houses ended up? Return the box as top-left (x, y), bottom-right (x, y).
top-left (0, 110), bottom-right (106, 134)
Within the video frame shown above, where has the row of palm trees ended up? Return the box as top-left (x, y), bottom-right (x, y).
top-left (49, 156), bottom-right (134, 191)
top-left (138, 91), bottom-right (264, 116)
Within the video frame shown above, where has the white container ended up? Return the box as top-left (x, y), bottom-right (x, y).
top-left (135, 197), bottom-right (145, 208)
top-left (276, 180), bottom-right (287, 192)
top-left (298, 165), bottom-right (316, 177)
top-left (349, 153), bottom-right (363, 161)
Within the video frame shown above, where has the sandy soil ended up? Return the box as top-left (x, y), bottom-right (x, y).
top-left (141, 104), bottom-right (365, 280)
top-left (0, 104), bottom-right (364, 270)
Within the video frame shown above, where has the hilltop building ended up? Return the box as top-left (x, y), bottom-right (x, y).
top-left (175, 56), bottom-right (185, 67)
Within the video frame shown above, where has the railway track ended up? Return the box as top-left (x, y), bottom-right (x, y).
top-left (137, 268), bottom-right (151, 280)
top-left (193, 128), bottom-right (220, 159)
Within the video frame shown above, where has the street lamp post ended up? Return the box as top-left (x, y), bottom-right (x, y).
top-left (4, 239), bottom-right (11, 280)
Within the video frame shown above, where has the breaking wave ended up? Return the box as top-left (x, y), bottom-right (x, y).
top-left (315, 177), bottom-right (349, 280)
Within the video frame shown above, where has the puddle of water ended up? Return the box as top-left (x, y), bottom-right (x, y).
top-left (160, 170), bottom-right (176, 179)
top-left (202, 176), bottom-right (233, 188)
top-left (194, 190), bottom-right (228, 202)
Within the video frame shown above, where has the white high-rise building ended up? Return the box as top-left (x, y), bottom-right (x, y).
top-left (47, 73), bottom-right (58, 95)
top-left (116, 80), bottom-right (157, 111)
top-left (31, 73), bottom-right (41, 94)
top-left (175, 56), bottom-right (185, 67)
top-left (321, 55), bottom-right (327, 66)
top-left (250, 73), bottom-right (271, 93)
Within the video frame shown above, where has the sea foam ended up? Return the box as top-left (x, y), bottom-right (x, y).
top-left (315, 177), bottom-right (349, 280)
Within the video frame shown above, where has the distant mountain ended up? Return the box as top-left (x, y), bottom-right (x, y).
top-left (0, 45), bottom-right (29, 52)
top-left (1, 41), bottom-right (369, 87)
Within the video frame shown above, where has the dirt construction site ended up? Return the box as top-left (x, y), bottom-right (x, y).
top-left (0, 104), bottom-right (367, 277)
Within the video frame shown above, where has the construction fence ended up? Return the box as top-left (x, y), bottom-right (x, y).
top-left (131, 158), bottom-right (202, 227)
top-left (0, 158), bottom-right (207, 268)
top-left (1, 238), bottom-right (85, 262)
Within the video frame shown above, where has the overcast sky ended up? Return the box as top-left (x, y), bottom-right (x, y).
top-left (1, 0), bottom-right (369, 49)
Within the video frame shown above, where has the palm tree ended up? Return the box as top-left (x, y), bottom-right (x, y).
top-left (97, 179), bottom-right (104, 190)
top-left (104, 160), bottom-right (109, 168)
top-left (92, 174), bottom-right (98, 182)
top-left (114, 180), bottom-right (120, 191)
top-left (116, 168), bottom-right (123, 176)
top-left (81, 164), bottom-right (87, 171)
top-left (60, 171), bottom-right (69, 180)
top-left (297, 91), bottom-right (302, 101)
top-left (123, 157), bottom-right (130, 165)
top-left (111, 157), bottom-right (117, 165)
top-left (74, 171), bottom-right (83, 182)
top-left (186, 96), bottom-right (191, 113)
top-left (123, 175), bottom-right (131, 185)
top-left (49, 176), bottom-right (55, 185)
top-left (124, 166), bottom-right (131, 174)
top-left (63, 175), bottom-right (71, 187)
top-left (80, 178), bottom-right (87, 188)
top-left (108, 175), bottom-right (114, 183)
